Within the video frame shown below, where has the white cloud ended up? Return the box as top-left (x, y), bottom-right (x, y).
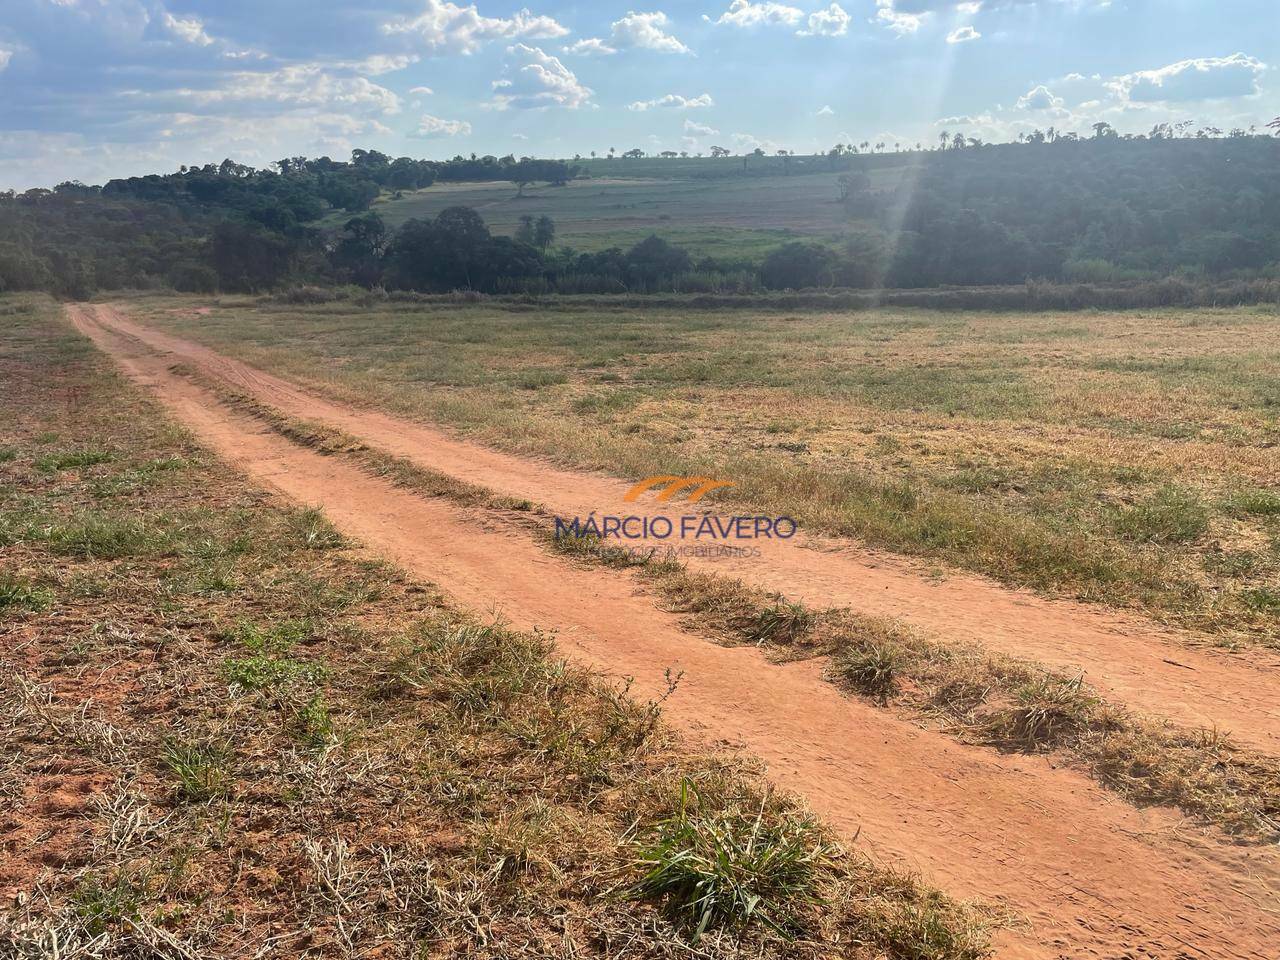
top-left (176, 65), bottom-right (402, 115)
top-left (712, 1), bottom-right (803, 28)
top-left (628, 92), bottom-right (714, 111)
top-left (1109, 53), bottom-right (1267, 103)
top-left (0, 47), bottom-right (13, 72)
top-left (875, 0), bottom-right (923, 34)
top-left (490, 43), bottom-right (592, 109)
top-left (563, 37), bottom-right (618, 56)
top-left (801, 3), bottom-right (850, 37)
top-left (711, 1), bottom-right (848, 37)
top-left (817, 104), bottom-right (835, 116)
top-left (609, 11), bottom-right (690, 54)
top-left (161, 10), bottom-right (213, 46)
top-left (412, 113), bottom-right (472, 137)
top-left (684, 118), bottom-right (719, 136)
top-left (384, 1), bottom-right (568, 55)
top-left (409, 85), bottom-right (435, 95)
top-left (348, 54), bottom-right (420, 75)
top-left (946, 25), bottom-right (980, 43)
top-left (1016, 84), bottom-right (1063, 110)
top-left (936, 112), bottom-right (995, 125)
top-left (732, 131), bottom-right (782, 152)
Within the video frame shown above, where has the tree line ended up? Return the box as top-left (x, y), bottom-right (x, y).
top-left (1, 135), bottom-right (1277, 299)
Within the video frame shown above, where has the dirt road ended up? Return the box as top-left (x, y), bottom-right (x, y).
top-left (95, 305), bottom-right (1280, 755)
top-left (71, 303), bottom-right (1280, 959)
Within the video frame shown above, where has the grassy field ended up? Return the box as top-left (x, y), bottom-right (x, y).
top-left (0, 294), bottom-right (992, 955)
top-left (137, 295), bottom-right (1280, 645)
top-left (356, 163), bottom-right (909, 258)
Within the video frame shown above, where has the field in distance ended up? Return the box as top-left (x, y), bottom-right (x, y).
top-left (358, 159), bottom-right (912, 258)
top-left (139, 294), bottom-right (1280, 646)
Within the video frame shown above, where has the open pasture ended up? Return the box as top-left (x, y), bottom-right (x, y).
top-left (139, 295), bottom-right (1280, 644)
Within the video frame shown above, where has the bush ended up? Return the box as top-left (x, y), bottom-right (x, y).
top-left (168, 262), bottom-right (220, 293)
top-left (761, 242), bottom-right (839, 290)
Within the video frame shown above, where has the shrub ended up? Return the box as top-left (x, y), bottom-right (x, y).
top-left (624, 780), bottom-right (830, 939)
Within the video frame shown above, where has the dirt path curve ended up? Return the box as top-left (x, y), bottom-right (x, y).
top-left (99, 305), bottom-right (1280, 755)
top-left (74, 303), bottom-right (1280, 960)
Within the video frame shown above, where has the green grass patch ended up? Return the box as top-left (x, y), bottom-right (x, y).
top-left (35, 448), bottom-right (113, 473)
top-left (624, 780), bottom-right (831, 940)
top-left (0, 574), bottom-right (53, 613)
top-left (161, 739), bottom-right (233, 802)
top-left (221, 652), bottom-right (324, 692)
top-left (1110, 486), bottom-right (1210, 544)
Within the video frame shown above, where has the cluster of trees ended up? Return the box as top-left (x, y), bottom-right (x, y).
top-left (1, 133), bottom-right (1278, 298)
top-left (846, 133), bottom-right (1280, 286)
top-left (0, 151), bottom-right (580, 296)
top-left (330, 207), bottom-right (746, 295)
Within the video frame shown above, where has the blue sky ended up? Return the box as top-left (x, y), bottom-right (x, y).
top-left (0, 0), bottom-right (1276, 188)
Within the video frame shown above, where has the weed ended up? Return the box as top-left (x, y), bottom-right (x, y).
top-left (221, 653), bottom-right (324, 692)
top-left (1110, 486), bottom-right (1209, 544)
top-left (41, 514), bottom-right (162, 559)
top-left (286, 507), bottom-right (345, 550)
top-left (71, 872), bottom-right (146, 935)
top-left (0, 575), bottom-right (53, 613)
top-left (35, 449), bottom-right (113, 473)
top-left (1239, 588), bottom-right (1280, 613)
top-left (1227, 489), bottom-right (1280, 518)
top-left (291, 694), bottom-right (335, 747)
top-left (837, 642), bottom-right (904, 701)
top-left (161, 739), bottom-right (232, 801)
top-left (624, 780), bottom-right (830, 940)
top-left (749, 600), bottom-right (816, 644)
top-left (989, 675), bottom-right (1096, 750)
top-left (226, 618), bottom-right (314, 653)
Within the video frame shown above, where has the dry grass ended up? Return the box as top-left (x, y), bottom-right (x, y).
top-left (135, 296), bottom-right (1280, 646)
top-left (183, 361), bottom-right (1280, 842)
top-left (0, 294), bottom-right (995, 957)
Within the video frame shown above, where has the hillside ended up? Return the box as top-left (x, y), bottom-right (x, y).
top-left (2, 136), bottom-right (1278, 297)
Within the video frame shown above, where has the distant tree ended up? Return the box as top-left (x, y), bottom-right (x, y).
top-left (333, 212), bottom-right (388, 287)
top-left (837, 171), bottom-right (870, 204)
top-left (533, 215), bottom-right (556, 252)
top-left (625, 235), bottom-right (692, 287)
top-left (760, 242), bottom-right (838, 290)
top-left (710, 145), bottom-right (730, 158)
top-left (211, 222), bottom-right (295, 292)
top-left (515, 214), bottom-right (537, 246)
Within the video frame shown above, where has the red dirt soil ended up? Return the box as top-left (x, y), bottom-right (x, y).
top-left (70, 303), bottom-right (1280, 960)
top-left (97, 304), bottom-right (1280, 755)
